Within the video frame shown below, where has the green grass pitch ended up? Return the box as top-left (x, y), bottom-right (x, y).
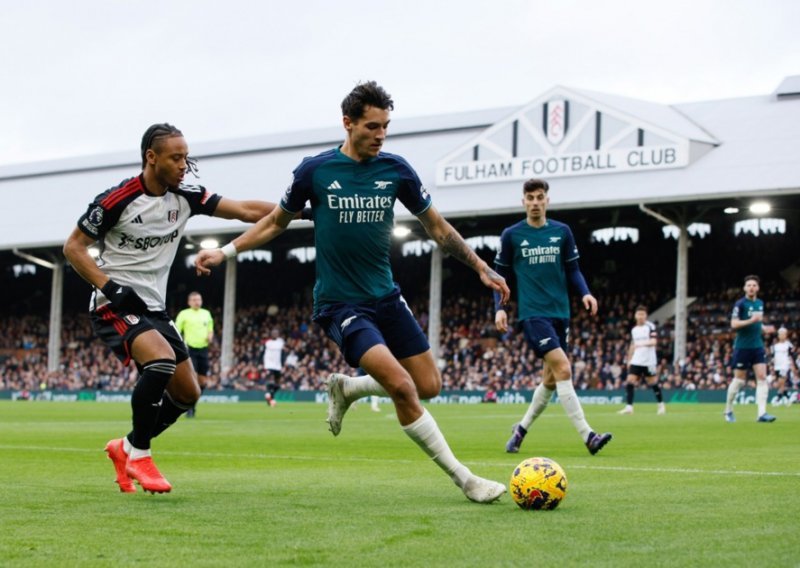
top-left (1, 400), bottom-right (798, 567)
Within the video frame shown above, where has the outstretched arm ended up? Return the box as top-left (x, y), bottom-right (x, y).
top-left (213, 198), bottom-right (278, 223)
top-left (416, 206), bottom-right (509, 304)
top-left (195, 207), bottom-right (296, 275)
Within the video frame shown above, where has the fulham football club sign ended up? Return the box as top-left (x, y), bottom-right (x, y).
top-left (435, 87), bottom-right (706, 187)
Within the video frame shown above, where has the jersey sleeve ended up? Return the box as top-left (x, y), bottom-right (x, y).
top-left (76, 178), bottom-right (141, 240)
top-left (562, 224), bottom-right (580, 263)
top-left (174, 184), bottom-right (222, 216)
top-left (392, 155), bottom-right (432, 216)
top-left (731, 300), bottom-right (742, 320)
top-left (494, 227), bottom-right (514, 268)
top-left (281, 159), bottom-right (317, 214)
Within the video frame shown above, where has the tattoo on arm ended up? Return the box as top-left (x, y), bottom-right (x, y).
top-left (484, 267), bottom-right (502, 281)
top-left (439, 230), bottom-right (479, 268)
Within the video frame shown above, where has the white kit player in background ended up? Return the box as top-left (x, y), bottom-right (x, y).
top-left (771, 327), bottom-right (797, 405)
top-left (263, 328), bottom-right (285, 406)
top-left (619, 305), bottom-right (666, 415)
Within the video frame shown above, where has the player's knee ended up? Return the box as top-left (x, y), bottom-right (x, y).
top-left (181, 382), bottom-right (202, 405)
top-left (167, 363), bottom-right (201, 404)
top-left (552, 363), bottom-right (572, 382)
top-left (416, 372), bottom-right (442, 399)
top-left (387, 377), bottom-right (419, 407)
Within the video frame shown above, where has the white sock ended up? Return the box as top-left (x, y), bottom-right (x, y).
top-left (556, 380), bottom-right (592, 442)
top-left (122, 437), bottom-right (132, 455)
top-left (725, 378), bottom-right (745, 413)
top-left (129, 446), bottom-right (151, 460)
top-left (756, 380), bottom-right (768, 416)
top-left (520, 384), bottom-right (554, 430)
top-left (402, 408), bottom-right (471, 488)
top-left (342, 374), bottom-right (388, 402)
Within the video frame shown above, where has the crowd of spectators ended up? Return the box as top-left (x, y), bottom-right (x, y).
top-left (2, 283), bottom-right (799, 394)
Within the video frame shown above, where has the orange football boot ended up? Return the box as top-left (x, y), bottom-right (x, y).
top-left (104, 438), bottom-right (136, 493)
top-left (126, 456), bottom-right (172, 494)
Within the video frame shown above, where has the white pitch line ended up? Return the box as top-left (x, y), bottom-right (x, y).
top-left (2, 444), bottom-right (799, 478)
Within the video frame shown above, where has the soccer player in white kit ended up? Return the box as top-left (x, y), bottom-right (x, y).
top-left (771, 327), bottom-right (797, 405)
top-left (263, 328), bottom-right (285, 406)
top-left (63, 123), bottom-right (288, 493)
top-left (618, 306), bottom-right (665, 415)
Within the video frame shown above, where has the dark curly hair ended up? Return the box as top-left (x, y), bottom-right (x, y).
top-left (341, 81), bottom-right (394, 121)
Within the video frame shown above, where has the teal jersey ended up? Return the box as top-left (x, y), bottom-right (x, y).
top-left (494, 219), bottom-right (580, 320)
top-left (281, 147), bottom-right (431, 312)
top-left (732, 297), bottom-right (765, 349)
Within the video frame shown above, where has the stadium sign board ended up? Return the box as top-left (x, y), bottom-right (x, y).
top-left (436, 87), bottom-right (695, 187)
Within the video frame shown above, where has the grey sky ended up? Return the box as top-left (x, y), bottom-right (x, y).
top-left (1, 0), bottom-right (797, 167)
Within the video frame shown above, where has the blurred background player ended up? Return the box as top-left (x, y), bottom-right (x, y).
top-left (196, 81), bottom-right (509, 503)
top-left (63, 123), bottom-right (282, 494)
top-left (724, 275), bottom-right (776, 423)
top-left (495, 178), bottom-right (612, 456)
top-left (175, 291), bottom-right (214, 418)
top-left (771, 327), bottom-right (797, 405)
top-left (618, 305), bottom-right (666, 415)
top-left (262, 328), bottom-right (285, 406)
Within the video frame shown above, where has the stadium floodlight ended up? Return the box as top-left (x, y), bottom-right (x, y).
top-left (749, 202), bottom-right (770, 214)
top-left (200, 238), bottom-right (219, 249)
top-left (184, 243), bottom-right (196, 250)
top-left (723, 207), bottom-right (739, 214)
top-left (393, 226), bottom-right (412, 238)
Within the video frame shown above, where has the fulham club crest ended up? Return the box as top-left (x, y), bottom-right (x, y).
top-left (544, 99), bottom-right (569, 146)
top-left (167, 209), bottom-right (178, 223)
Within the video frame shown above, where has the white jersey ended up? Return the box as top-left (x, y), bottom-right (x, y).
top-left (772, 340), bottom-right (794, 372)
top-left (263, 337), bottom-right (285, 371)
top-left (630, 321), bottom-right (657, 367)
top-left (77, 175), bottom-right (220, 311)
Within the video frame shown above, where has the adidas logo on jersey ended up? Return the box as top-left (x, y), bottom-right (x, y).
top-left (132, 215), bottom-right (143, 224)
top-left (327, 180), bottom-right (342, 190)
top-left (520, 239), bottom-right (529, 246)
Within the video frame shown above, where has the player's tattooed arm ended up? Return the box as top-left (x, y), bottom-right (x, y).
top-left (417, 206), bottom-right (509, 303)
top-left (437, 229), bottom-right (481, 269)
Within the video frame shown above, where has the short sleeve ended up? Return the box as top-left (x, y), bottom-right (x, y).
top-left (174, 184), bottom-right (222, 216)
top-left (495, 228), bottom-right (514, 267)
top-left (281, 161), bottom-right (315, 214)
top-left (562, 225), bottom-right (579, 263)
top-left (392, 155), bottom-right (431, 216)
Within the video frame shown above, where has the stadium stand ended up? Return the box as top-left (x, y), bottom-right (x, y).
top-left (2, 283), bottom-right (798, 393)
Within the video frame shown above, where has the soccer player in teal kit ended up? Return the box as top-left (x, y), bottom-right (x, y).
top-left (494, 178), bottom-right (612, 455)
top-left (196, 81), bottom-right (510, 503)
top-left (724, 275), bottom-right (777, 422)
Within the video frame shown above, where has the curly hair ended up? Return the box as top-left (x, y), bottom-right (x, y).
top-left (341, 81), bottom-right (394, 121)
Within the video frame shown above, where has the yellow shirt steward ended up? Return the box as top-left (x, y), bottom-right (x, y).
top-left (175, 308), bottom-right (214, 349)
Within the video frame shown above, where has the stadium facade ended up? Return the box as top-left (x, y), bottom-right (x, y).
top-left (1, 76), bottom-right (799, 372)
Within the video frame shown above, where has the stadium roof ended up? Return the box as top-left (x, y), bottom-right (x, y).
top-left (1, 76), bottom-right (798, 250)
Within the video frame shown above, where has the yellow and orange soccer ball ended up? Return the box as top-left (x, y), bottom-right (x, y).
top-left (509, 457), bottom-right (567, 510)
